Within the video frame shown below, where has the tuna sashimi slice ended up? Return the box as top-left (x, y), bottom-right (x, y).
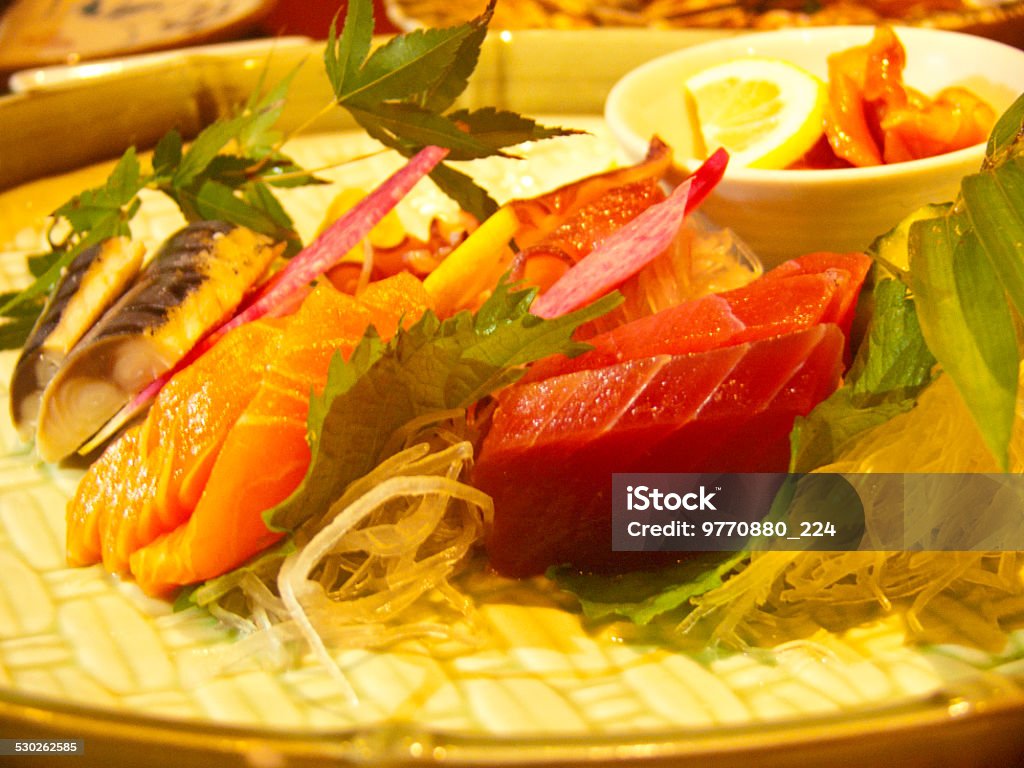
top-left (475, 324), bottom-right (845, 577)
top-left (760, 251), bottom-right (872, 342)
top-left (526, 251), bottom-right (870, 383)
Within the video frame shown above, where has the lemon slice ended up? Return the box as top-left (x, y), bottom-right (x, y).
top-left (684, 58), bottom-right (827, 169)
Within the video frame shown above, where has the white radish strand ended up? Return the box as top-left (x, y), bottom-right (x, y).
top-left (277, 470), bottom-right (492, 705)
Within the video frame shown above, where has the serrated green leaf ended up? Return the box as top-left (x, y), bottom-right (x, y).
top-left (183, 179), bottom-right (297, 241)
top-left (53, 147), bottom-right (144, 232)
top-left (448, 107), bottom-right (584, 152)
top-left (789, 278), bottom-right (938, 472)
top-left (173, 115), bottom-right (247, 188)
top-left (243, 182), bottom-right (301, 253)
top-left (197, 155), bottom-right (258, 189)
top-left (257, 157), bottom-right (326, 189)
top-left (350, 102), bottom-right (511, 160)
top-left (237, 63), bottom-right (301, 158)
top-left (0, 227), bottom-right (118, 316)
top-left (909, 211), bottom-right (1018, 470)
top-left (0, 313), bottom-right (39, 351)
top-left (350, 109), bottom-right (505, 221)
top-left (265, 282), bottom-right (621, 532)
top-left (324, 0), bottom-right (374, 97)
top-left (846, 278), bottom-right (937, 397)
top-left (27, 251), bottom-right (60, 279)
top-left (548, 552), bottom-right (746, 625)
top-left (341, 24), bottom-right (477, 107)
top-left (4, 180), bottom-right (140, 317)
top-left (428, 162), bottom-right (499, 222)
top-left (421, 3), bottom-right (492, 112)
top-left (0, 290), bottom-right (43, 319)
top-left (152, 130), bottom-right (183, 178)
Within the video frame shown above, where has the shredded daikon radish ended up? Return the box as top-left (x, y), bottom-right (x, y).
top-left (681, 551), bottom-right (1024, 650)
top-left (678, 368), bottom-right (1024, 651)
top-left (193, 435), bottom-right (491, 701)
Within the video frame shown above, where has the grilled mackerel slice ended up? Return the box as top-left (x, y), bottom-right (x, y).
top-left (9, 237), bottom-right (145, 441)
top-left (35, 221), bottom-right (281, 461)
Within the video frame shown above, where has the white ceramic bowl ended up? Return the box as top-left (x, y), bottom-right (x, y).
top-left (604, 26), bottom-right (1024, 266)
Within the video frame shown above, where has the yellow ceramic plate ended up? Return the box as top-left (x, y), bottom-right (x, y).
top-left (2, 32), bottom-right (1024, 767)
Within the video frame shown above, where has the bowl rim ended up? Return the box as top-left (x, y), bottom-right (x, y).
top-left (603, 23), bottom-right (1024, 185)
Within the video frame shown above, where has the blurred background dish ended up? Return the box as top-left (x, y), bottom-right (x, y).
top-left (0, 0), bottom-right (276, 72)
top-left (258, 0), bottom-right (399, 36)
top-left (385, 0), bottom-right (1024, 46)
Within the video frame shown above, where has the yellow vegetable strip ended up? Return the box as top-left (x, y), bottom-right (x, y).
top-left (424, 205), bottom-right (519, 316)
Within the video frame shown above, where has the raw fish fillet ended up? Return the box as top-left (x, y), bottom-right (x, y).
top-left (527, 251), bottom-right (870, 382)
top-left (475, 325), bottom-right (846, 576)
top-left (66, 320), bottom-right (284, 571)
top-left (66, 274), bottom-right (432, 595)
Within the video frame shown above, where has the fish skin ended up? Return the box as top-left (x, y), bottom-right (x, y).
top-left (36, 223), bottom-right (282, 462)
top-left (10, 237), bottom-right (146, 441)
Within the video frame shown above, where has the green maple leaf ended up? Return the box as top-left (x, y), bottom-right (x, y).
top-left (324, 0), bottom-right (578, 221)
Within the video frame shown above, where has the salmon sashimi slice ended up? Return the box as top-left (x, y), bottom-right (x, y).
top-left (127, 275), bottom-right (433, 595)
top-left (67, 274), bottom-right (432, 595)
top-left (526, 252), bottom-right (870, 382)
top-left (66, 320), bottom-right (283, 572)
top-left (880, 87), bottom-right (996, 164)
top-left (475, 324), bottom-right (846, 577)
top-left (66, 426), bottom-right (151, 568)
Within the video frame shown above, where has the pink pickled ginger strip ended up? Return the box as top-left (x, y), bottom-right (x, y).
top-left (222, 144), bottom-right (449, 333)
top-left (530, 147), bottom-right (728, 319)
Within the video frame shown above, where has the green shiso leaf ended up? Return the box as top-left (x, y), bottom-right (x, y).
top-left (909, 210), bottom-right (1018, 471)
top-left (264, 282), bottom-right (621, 533)
top-left (548, 553), bottom-right (746, 626)
top-left (790, 277), bottom-right (937, 472)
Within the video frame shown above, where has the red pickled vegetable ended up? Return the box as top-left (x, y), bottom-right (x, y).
top-left (822, 27), bottom-right (995, 168)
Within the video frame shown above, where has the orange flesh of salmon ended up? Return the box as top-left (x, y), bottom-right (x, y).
top-left (66, 320), bottom-right (283, 572)
top-left (67, 274), bottom-right (432, 596)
